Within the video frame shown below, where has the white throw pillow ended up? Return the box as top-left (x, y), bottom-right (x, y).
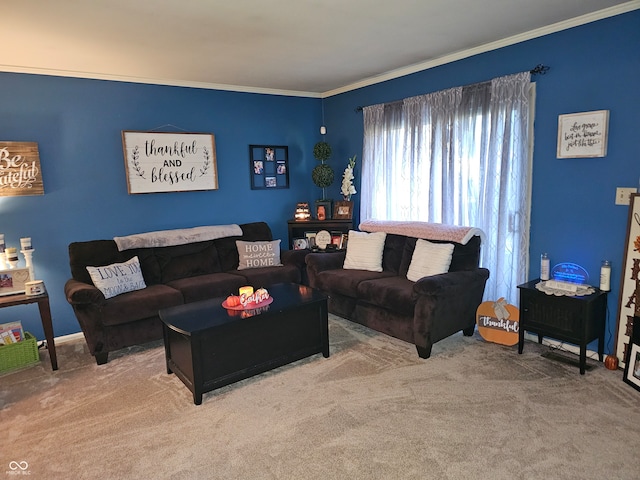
top-left (343, 230), bottom-right (387, 272)
top-left (406, 239), bottom-right (454, 282)
top-left (236, 240), bottom-right (283, 270)
top-left (86, 256), bottom-right (147, 299)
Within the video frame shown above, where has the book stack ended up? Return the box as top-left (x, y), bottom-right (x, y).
top-left (0, 321), bottom-right (25, 345)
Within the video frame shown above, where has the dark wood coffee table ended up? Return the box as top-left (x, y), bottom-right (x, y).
top-left (158, 282), bottom-right (329, 404)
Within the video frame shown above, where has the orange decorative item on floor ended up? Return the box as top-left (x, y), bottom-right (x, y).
top-left (476, 297), bottom-right (519, 346)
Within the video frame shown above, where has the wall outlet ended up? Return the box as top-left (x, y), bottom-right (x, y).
top-left (615, 187), bottom-right (637, 205)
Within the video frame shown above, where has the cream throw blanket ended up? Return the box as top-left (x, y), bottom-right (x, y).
top-left (114, 224), bottom-right (243, 251)
top-left (359, 220), bottom-right (484, 245)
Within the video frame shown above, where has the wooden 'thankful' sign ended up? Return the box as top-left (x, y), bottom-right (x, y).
top-left (0, 142), bottom-right (45, 196)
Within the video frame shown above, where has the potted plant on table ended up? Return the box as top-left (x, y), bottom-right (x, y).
top-left (335, 155), bottom-right (357, 219)
top-left (311, 141), bottom-right (334, 220)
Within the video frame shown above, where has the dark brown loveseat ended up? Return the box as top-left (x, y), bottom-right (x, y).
top-left (64, 222), bottom-right (307, 365)
top-left (306, 222), bottom-right (489, 358)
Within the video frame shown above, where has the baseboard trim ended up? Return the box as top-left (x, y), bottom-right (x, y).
top-left (53, 331), bottom-right (85, 344)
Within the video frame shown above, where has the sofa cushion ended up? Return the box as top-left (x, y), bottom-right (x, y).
top-left (357, 276), bottom-right (416, 316)
top-left (406, 239), bottom-right (454, 282)
top-left (314, 268), bottom-right (395, 298)
top-left (166, 273), bottom-right (248, 303)
top-left (399, 235), bottom-right (482, 274)
top-left (214, 222), bottom-right (274, 272)
top-left (229, 264), bottom-right (301, 287)
top-left (155, 242), bottom-right (221, 283)
top-left (343, 230), bottom-right (387, 272)
top-left (69, 240), bottom-right (162, 285)
top-left (381, 234), bottom-right (407, 274)
top-left (86, 256), bottom-right (147, 299)
top-left (236, 240), bottom-right (283, 270)
top-left (99, 284), bottom-right (184, 326)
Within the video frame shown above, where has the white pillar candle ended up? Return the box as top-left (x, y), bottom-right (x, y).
top-left (20, 237), bottom-right (32, 250)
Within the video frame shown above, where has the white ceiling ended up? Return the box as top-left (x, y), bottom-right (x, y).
top-left (2, 0), bottom-right (637, 97)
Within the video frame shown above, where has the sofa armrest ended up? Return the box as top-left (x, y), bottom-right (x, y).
top-left (412, 268), bottom-right (490, 298)
top-left (281, 248), bottom-right (309, 270)
top-left (64, 278), bottom-right (105, 305)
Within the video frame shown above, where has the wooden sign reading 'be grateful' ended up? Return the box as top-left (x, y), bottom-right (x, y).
top-left (0, 142), bottom-right (44, 196)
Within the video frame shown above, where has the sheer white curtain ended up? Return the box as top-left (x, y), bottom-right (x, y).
top-left (361, 72), bottom-right (533, 302)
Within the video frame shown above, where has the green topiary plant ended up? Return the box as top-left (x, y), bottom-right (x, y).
top-left (313, 141), bottom-right (332, 162)
top-left (312, 141), bottom-right (334, 200)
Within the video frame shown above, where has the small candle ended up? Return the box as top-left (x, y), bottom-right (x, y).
top-left (20, 237), bottom-right (32, 250)
top-left (5, 247), bottom-right (18, 260)
top-left (0, 234), bottom-right (4, 253)
top-left (239, 286), bottom-right (254, 297)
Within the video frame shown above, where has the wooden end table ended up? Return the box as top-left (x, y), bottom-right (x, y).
top-left (0, 292), bottom-right (58, 370)
top-left (517, 279), bottom-right (607, 374)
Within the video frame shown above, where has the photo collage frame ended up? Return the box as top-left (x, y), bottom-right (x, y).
top-left (249, 145), bottom-right (289, 190)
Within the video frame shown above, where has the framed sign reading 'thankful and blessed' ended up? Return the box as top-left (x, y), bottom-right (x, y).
top-left (122, 131), bottom-right (218, 194)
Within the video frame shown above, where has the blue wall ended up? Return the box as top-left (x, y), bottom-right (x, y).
top-left (2, 10), bottom-right (638, 357)
top-left (0, 73), bottom-right (321, 337)
top-left (322, 10), bottom-right (640, 354)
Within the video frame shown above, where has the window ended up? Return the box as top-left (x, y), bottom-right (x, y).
top-left (361, 72), bottom-right (534, 302)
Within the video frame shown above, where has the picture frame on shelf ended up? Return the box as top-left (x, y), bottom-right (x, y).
top-left (331, 231), bottom-right (342, 248)
top-left (0, 268), bottom-right (31, 296)
top-left (304, 232), bottom-right (317, 249)
top-left (333, 201), bottom-right (353, 219)
top-left (340, 233), bottom-right (349, 250)
top-left (315, 200), bottom-right (332, 220)
top-left (292, 238), bottom-right (308, 250)
top-left (249, 145), bottom-right (289, 190)
top-left (623, 340), bottom-right (640, 392)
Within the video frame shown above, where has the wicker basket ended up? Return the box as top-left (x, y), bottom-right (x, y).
top-left (0, 332), bottom-right (40, 373)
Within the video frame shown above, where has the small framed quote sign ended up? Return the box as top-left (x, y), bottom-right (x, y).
top-left (557, 110), bottom-right (609, 158)
top-left (122, 131), bottom-right (218, 194)
top-left (0, 142), bottom-right (45, 196)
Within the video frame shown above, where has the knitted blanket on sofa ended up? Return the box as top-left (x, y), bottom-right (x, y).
top-left (359, 220), bottom-right (484, 245)
top-left (114, 224), bottom-right (243, 251)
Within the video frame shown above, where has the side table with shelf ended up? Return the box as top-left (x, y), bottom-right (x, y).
top-left (287, 219), bottom-right (353, 250)
top-left (0, 292), bottom-right (58, 370)
top-left (517, 279), bottom-right (607, 374)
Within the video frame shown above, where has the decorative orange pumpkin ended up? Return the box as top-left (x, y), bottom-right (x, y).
top-left (226, 295), bottom-right (241, 307)
top-left (476, 298), bottom-right (520, 346)
top-left (604, 355), bottom-right (619, 370)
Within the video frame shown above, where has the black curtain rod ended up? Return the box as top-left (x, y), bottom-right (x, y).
top-left (354, 64), bottom-right (550, 112)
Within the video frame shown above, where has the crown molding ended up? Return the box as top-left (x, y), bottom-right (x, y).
top-left (321, 1), bottom-right (640, 98)
top-left (0, 65), bottom-right (322, 99)
top-left (1, 1), bottom-right (637, 99)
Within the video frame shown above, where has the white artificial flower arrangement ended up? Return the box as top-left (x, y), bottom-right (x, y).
top-left (341, 155), bottom-right (357, 201)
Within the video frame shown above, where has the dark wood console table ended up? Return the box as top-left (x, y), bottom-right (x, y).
top-left (287, 219), bottom-right (353, 249)
top-left (517, 279), bottom-right (607, 374)
top-left (0, 292), bottom-right (58, 370)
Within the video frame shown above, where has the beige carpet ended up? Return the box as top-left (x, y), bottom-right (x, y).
top-left (1, 315), bottom-right (639, 480)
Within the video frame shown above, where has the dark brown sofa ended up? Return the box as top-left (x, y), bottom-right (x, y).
top-left (305, 228), bottom-right (489, 358)
top-left (64, 222), bottom-right (307, 365)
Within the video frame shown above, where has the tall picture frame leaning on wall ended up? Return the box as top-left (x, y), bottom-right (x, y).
top-left (615, 193), bottom-right (640, 367)
top-left (122, 131), bottom-right (218, 194)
